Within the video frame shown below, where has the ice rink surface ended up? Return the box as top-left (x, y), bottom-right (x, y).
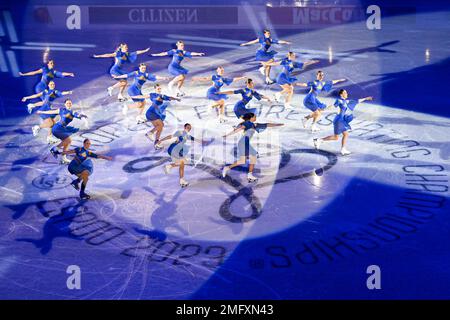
top-left (0, 3), bottom-right (449, 299)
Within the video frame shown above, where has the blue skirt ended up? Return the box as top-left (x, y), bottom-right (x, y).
top-left (206, 87), bottom-right (228, 101)
top-left (168, 63), bottom-right (188, 76)
top-left (38, 104), bottom-right (57, 120)
top-left (128, 85), bottom-right (144, 102)
top-left (168, 143), bottom-right (189, 160)
top-left (109, 65), bottom-right (126, 78)
top-left (52, 123), bottom-right (79, 140)
top-left (238, 136), bottom-right (257, 158)
top-left (145, 108), bottom-right (164, 122)
top-left (68, 159), bottom-right (94, 176)
top-left (276, 72), bottom-right (297, 85)
top-left (255, 49), bottom-right (277, 62)
top-left (333, 114), bottom-right (353, 135)
top-left (303, 93), bottom-right (327, 112)
top-left (35, 81), bottom-right (47, 100)
top-left (234, 101), bottom-right (256, 119)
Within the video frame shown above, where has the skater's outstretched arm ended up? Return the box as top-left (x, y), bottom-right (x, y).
top-left (192, 76), bottom-right (211, 82)
top-left (332, 78), bottom-right (346, 84)
top-left (112, 74), bottom-right (128, 79)
top-left (19, 69), bottom-right (43, 77)
top-left (233, 76), bottom-right (246, 82)
top-left (223, 125), bottom-right (244, 138)
top-left (22, 92), bottom-right (43, 101)
top-left (61, 90), bottom-right (73, 96)
top-left (36, 109), bottom-right (59, 115)
top-left (215, 90), bottom-right (235, 95)
top-left (61, 72), bottom-right (75, 77)
top-left (278, 40), bottom-right (292, 45)
top-left (136, 48), bottom-right (150, 55)
top-left (61, 149), bottom-right (76, 155)
top-left (155, 75), bottom-right (170, 81)
top-left (151, 51), bottom-right (169, 57)
top-left (294, 82), bottom-right (309, 87)
top-left (303, 60), bottom-right (320, 68)
top-left (261, 95), bottom-right (272, 102)
top-left (264, 123), bottom-right (284, 127)
top-left (92, 52), bottom-right (116, 58)
top-left (240, 39), bottom-right (259, 46)
top-left (158, 134), bottom-right (173, 143)
top-left (358, 96), bottom-right (373, 103)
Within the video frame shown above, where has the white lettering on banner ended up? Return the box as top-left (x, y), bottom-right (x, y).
top-left (128, 8), bottom-right (198, 24)
top-left (293, 7), bottom-right (358, 25)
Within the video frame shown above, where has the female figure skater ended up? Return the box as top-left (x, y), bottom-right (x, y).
top-left (113, 63), bottom-right (169, 123)
top-left (262, 52), bottom-right (318, 109)
top-left (192, 66), bottom-right (245, 123)
top-left (158, 123), bottom-right (204, 187)
top-left (313, 89), bottom-right (372, 155)
top-left (36, 99), bottom-right (88, 164)
top-left (217, 78), bottom-right (271, 120)
top-left (151, 41), bottom-right (205, 97)
top-left (222, 112), bottom-right (283, 182)
top-left (295, 70), bottom-right (346, 132)
top-left (93, 43), bottom-right (150, 101)
top-left (22, 81), bottom-right (73, 143)
top-left (19, 52), bottom-right (74, 99)
top-left (133, 84), bottom-right (180, 148)
top-left (240, 29), bottom-right (291, 84)
top-left (62, 138), bottom-right (112, 200)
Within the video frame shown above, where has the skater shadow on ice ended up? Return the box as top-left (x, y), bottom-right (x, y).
top-left (15, 201), bottom-right (86, 255)
top-left (142, 186), bottom-right (189, 237)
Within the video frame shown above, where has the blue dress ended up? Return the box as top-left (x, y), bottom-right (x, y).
top-left (68, 147), bottom-right (99, 176)
top-left (167, 49), bottom-right (192, 76)
top-left (237, 121), bottom-right (267, 158)
top-left (333, 98), bottom-right (358, 135)
top-left (303, 80), bottom-right (333, 112)
top-left (168, 130), bottom-right (195, 161)
top-left (206, 74), bottom-right (234, 101)
top-left (276, 58), bottom-right (304, 85)
top-left (233, 88), bottom-right (262, 118)
top-left (126, 71), bottom-right (157, 102)
top-left (145, 93), bottom-right (172, 121)
top-left (109, 49), bottom-right (138, 77)
top-left (38, 89), bottom-right (63, 120)
top-left (52, 108), bottom-right (82, 140)
top-left (255, 36), bottom-right (279, 62)
top-left (35, 66), bottom-right (65, 98)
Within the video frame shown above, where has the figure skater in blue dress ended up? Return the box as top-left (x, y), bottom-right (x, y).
top-left (240, 29), bottom-right (291, 84)
top-left (22, 81), bottom-right (73, 143)
top-left (132, 84), bottom-right (180, 148)
top-left (158, 123), bottom-right (205, 187)
top-left (217, 78), bottom-right (271, 119)
top-left (192, 66), bottom-right (245, 123)
top-left (61, 138), bottom-right (112, 200)
top-left (222, 112), bottom-right (283, 182)
top-left (295, 70), bottom-right (346, 132)
top-left (93, 43), bottom-right (150, 101)
top-left (151, 41), bottom-right (205, 97)
top-left (262, 52), bottom-right (318, 109)
top-left (113, 63), bottom-right (169, 123)
top-left (19, 49), bottom-right (74, 99)
top-left (36, 99), bottom-right (88, 164)
top-left (313, 89), bottom-right (372, 155)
